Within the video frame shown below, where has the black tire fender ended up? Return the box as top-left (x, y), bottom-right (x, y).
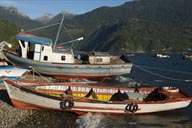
top-left (125, 103), bottom-right (138, 113)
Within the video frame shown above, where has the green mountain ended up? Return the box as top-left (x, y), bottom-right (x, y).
top-left (80, 19), bottom-right (192, 52)
top-left (70, 0), bottom-right (192, 31)
top-left (0, 6), bottom-right (43, 30)
top-left (0, 20), bottom-right (19, 47)
top-left (1, 0), bottom-right (192, 52)
top-left (74, 0), bottom-right (192, 52)
top-left (45, 0), bottom-right (192, 52)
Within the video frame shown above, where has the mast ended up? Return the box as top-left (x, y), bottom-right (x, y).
top-left (53, 14), bottom-right (65, 51)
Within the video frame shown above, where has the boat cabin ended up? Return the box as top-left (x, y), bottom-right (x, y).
top-left (16, 34), bottom-right (124, 65)
top-left (16, 34), bottom-right (75, 64)
top-left (88, 52), bottom-right (111, 64)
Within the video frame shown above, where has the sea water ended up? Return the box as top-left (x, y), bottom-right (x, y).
top-left (75, 53), bottom-right (192, 128)
top-left (9, 53), bottom-right (192, 127)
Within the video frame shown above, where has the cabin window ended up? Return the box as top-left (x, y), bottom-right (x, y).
top-left (44, 56), bottom-right (48, 61)
top-left (61, 56), bottom-right (65, 61)
top-left (96, 58), bottom-right (102, 62)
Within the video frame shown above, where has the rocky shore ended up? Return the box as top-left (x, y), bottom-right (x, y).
top-left (0, 88), bottom-right (78, 128)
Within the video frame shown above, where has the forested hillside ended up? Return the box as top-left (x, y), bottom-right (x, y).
top-left (0, 20), bottom-right (19, 47)
top-left (52, 0), bottom-right (192, 52)
top-left (0, 6), bottom-right (42, 30)
top-left (1, 0), bottom-right (192, 52)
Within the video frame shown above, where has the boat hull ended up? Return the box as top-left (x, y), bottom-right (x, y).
top-left (4, 79), bottom-right (191, 115)
top-left (3, 51), bottom-right (132, 79)
top-left (0, 66), bottom-right (28, 84)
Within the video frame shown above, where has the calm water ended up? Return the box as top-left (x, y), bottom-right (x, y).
top-left (12, 53), bottom-right (192, 127)
top-left (75, 53), bottom-right (192, 128)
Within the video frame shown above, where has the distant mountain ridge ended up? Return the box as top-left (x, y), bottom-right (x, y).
top-left (2, 6), bottom-right (28, 18)
top-left (47, 10), bottom-right (77, 24)
top-left (34, 10), bottom-right (77, 24)
top-left (0, 6), bottom-right (43, 30)
top-left (34, 13), bottom-right (54, 24)
top-left (1, 0), bottom-right (192, 52)
top-left (61, 0), bottom-right (192, 52)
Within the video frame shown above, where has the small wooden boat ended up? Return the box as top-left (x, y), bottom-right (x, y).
top-left (0, 51), bottom-right (29, 84)
top-left (3, 79), bottom-right (192, 115)
top-left (0, 66), bottom-right (29, 84)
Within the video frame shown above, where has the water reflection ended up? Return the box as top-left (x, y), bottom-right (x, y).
top-left (76, 109), bottom-right (192, 128)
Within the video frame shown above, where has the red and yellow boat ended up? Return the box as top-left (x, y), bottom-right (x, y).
top-left (3, 78), bottom-right (192, 115)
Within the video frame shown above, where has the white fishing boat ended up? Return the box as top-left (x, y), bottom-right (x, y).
top-left (2, 17), bottom-right (132, 80)
top-left (155, 54), bottom-right (170, 58)
top-left (3, 78), bottom-right (192, 115)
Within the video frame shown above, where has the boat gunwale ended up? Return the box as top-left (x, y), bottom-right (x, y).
top-left (4, 79), bottom-right (192, 105)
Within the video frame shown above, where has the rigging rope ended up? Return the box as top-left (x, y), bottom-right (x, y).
top-left (134, 65), bottom-right (192, 75)
top-left (26, 22), bottom-right (60, 33)
top-left (31, 67), bottom-right (52, 82)
top-left (133, 64), bottom-right (192, 82)
top-left (25, 17), bottom-right (77, 49)
top-left (61, 25), bottom-right (75, 48)
top-left (62, 25), bottom-right (73, 40)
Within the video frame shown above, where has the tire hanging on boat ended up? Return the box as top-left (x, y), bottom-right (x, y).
top-left (60, 99), bottom-right (74, 110)
top-left (125, 102), bottom-right (138, 113)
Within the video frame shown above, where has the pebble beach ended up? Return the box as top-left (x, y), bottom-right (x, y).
top-left (0, 88), bottom-right (78, 128)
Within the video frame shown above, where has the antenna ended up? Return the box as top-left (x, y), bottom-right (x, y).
top-left (53, 14), bottom-right (65, 50)
top-left (56, 37), bottom-right (84, 46)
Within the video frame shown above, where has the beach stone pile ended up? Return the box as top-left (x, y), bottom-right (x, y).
top-left (0, 101), bottom-right (33, 128)
top-left (0, 101), bottom-right (77, 128)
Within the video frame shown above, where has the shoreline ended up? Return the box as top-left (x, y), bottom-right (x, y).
top-left (0, 88), bottom-right (78, 127)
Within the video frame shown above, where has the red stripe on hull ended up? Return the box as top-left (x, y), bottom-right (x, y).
top-left (11, 98), bottom-right (44, 110)
top-left (53, 75), bottom-right (114, 80)
top-left (9, 98), bottom-right (180, 116)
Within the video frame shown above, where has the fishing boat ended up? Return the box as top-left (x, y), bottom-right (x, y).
top-left (155, 53), bottom-right (170, 58)
top-left (0, 48), bottom-right (29, 84)
top-left (0, 66), bottom-right (29, 84)
top-left (2, 16), bottom-right (132, 80)
top-left (2, 34), bottom-right (132, 80)
top-left (3, 78), bottom-right (192, 115)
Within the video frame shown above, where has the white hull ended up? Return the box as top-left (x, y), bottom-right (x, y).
top-left (4, 79), bottom-right (191, 115)
top-left (0, 66), bottom-right (28, 83)
top-left (4, 51), bottom-right (132, 79)
top-left (0, 66), bottom-right (28, 77)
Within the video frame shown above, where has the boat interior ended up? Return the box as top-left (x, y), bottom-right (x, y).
top-left (4, 79), bottom-right (190, 103)
top-left (32, 83), bottom-right (190, 103)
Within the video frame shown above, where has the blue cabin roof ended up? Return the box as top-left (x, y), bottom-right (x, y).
top-left (16, 34), bottom-right (52, 46)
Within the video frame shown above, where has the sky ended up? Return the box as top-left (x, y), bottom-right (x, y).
top-left (0, 0), bottom-right (133, 19)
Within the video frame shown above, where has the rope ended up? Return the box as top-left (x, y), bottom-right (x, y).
top-left (135, 64), bottom-right (192, 75)
top-left (30, 67), bottom-right (52, 82)
top-left (26, 18), bottom-right (76, 49)
top-left (26, 22), bottom-right (60, 33)
top-left (133, 64), bottom-right (192, 82)
top-left (61, 25), bottom-right (75, 49)
top-left (62, 25), bottom-right (74, 40)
